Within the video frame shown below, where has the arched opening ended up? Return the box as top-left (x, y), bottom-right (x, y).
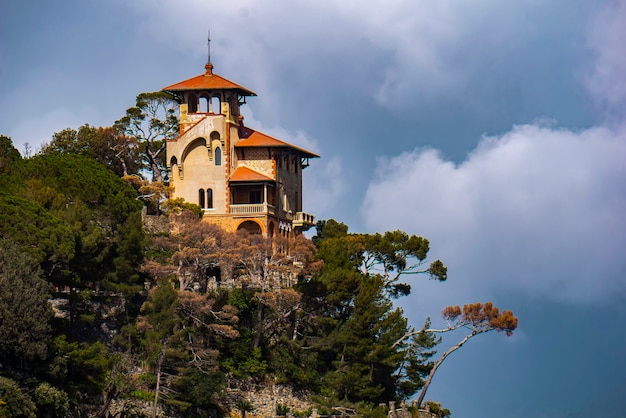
top-left (215, 147), bottom-right (222, 166)
top-left (210, 96), bottom-right (221, 114)
top-left (199, 189), bottom-right (205, 208)
top-left (237, 220), bottom-right (262, 235)
top-left (170, 156), bottom-right (180, 180)
top-left (188, 93), bottom-right (198, 113)
top-left (181, 137), bottom-right (207, 164)
top-left (207, 188), bottom-right (213, 209)
top-left (199, 95), bottom-right (209, 113)
top-left (170, 156), bottom-right (178, 170)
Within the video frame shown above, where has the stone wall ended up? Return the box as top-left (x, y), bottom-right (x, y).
top-left (222, 387), bottom-right (439, 418)
top-left (223, 383), bottom-right (313, 417)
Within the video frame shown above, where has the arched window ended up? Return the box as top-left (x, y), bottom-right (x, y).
top-left (188, 93), bottom-right (198, 113)
top-left (207, 188), bottom-right (213, 209)
top-left (199, 96), bottom-right (209, 113)
top-left (210, 97), bottom-right (221, 114)
top-left (215, 147), bottom-right (222, 166)
top-left (199, 189), bottom-right (205, 208)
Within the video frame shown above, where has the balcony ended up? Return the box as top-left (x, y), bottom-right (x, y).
top-left (230, 203), bottom-right (276, 216)
top-left (292, 211), bottom-right (316, 228)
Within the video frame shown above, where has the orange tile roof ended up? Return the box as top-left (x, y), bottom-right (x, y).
top-left (161, 64), bottom-right (257, 96)
top-left (229, 166), bottom-right (274, 182)
top-left (236, 126), bottom-right (320, 158)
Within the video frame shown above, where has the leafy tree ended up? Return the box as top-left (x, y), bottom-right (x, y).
top-left (315, 227), bottom-right (447, 299)
top-left (0, 194), bottom-right (75, 268)
top-left (297, 220), bottom-right (445, 406)
top-left (115, 92), bottom-right (179, 182)
top-left (135, 280), bottom-right (239, 416)
top-left (312, 218), bottom-right (348, 246)
top-left (41, 124), bottom-right (142, 177)
top-left (10, 153), bottom-right (144, 290)
top-left (125, 176), bottom-right (175, 215)
top-left (33, 383), bottom-right (70, 418)
top-left (0, 134), bottom-right (21, 173)
top-left (394, 302), bottom-right (519, 407)
top-left (54, 335), bottom-right (116, 396)
top-left (142, 209), bottom-right (225, 290)
top-left (0, 240), bottom-right (54, 370)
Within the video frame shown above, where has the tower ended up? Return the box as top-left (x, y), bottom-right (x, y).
top-left (162, 58), bottom-right (318, 238)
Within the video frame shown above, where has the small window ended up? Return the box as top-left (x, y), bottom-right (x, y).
top-left (199, 189), bottom-right (206, 208)
top-left (207, 188), bottom-right (213, 209)
top-left (215, 147), bottom-right (222, 166)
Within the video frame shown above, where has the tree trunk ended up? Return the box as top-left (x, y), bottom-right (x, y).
top-left (153, 347), bottom-right (165, 418)
top-left (416, 330), bottom-right (485, 408)
top-left (254, 303), bottom-right (264, 350)
top-left (147, 148), bottom-right (164, 182)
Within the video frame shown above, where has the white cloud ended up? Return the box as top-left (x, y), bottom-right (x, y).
top-left (361, 123), bottom-right (626, 305)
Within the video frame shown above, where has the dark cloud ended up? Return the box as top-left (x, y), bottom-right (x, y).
top-left (362, 123), bottom-right (626, 305)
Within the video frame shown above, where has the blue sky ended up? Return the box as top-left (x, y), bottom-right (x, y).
top-left (1, 1), bottom-right (625, 417)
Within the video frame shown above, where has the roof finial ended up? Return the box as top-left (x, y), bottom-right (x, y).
top-left (205, 29), bottom-right (214, 75)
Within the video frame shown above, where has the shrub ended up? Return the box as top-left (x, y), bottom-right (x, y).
top-left (33, 383), bottom-right (69, 418)
top-left (276, 403), bottom-right (289, 416)
top-left (0, 377), bottom-right (36, 418)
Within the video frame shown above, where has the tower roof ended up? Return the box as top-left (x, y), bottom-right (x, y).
top-left (161, 64), bottom-right (257, 96)
top-left (236, 126), bottom-right (320, 158)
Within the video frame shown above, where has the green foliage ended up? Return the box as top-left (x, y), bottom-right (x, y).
top-left (33, 383), bottom-right (70, 418)
top-left (154, 367), bottom-right (227, 417)
top-left (1, 153), bottom-right (144, 291)
top-left (424, 401), bottom-right (451, 417)
top-left (0, 146), bottom-right (457, 417)
top-left (0, 377), bottom-right (36, 418)
top-left (54, 335), bottom-right (114, 395)
top-left (395, 320), bottom-right (439, 398)
top-left (173, 368), bottom-right (225, 409)
top-left (292, 408), bottom-right (311, 417)
top-left (161, 197), bottom-right (203, 217)
top-left (41, 124), bottom-right (143, 177)
top-left (128, 390), bottom-right (154, 401)
top-left (312, 218), bottom-right (348, 247)
top-left (0, 135), bottom-right (21, 173)
top-left (221, 338), bottom-right (267, 379)
top-left (276, 403), bottom-right (289, 416)
top-left (0, 240), bottom-right (53, 368)
top-left (0, 194), bottom-right (75, 266)
top-left (266, 339), bottom-right (321, 390)
top-left (234, 398), bottom-right (254, 414)
top-left (115, 91), bottom-right (179, 182)
top-left (295, 220), bottom-right (444, 408)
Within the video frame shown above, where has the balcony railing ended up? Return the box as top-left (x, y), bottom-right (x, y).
top-left (293, 211), bottom-right (315, 228)
top-left (230, 203), bottom-right (276, 216)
